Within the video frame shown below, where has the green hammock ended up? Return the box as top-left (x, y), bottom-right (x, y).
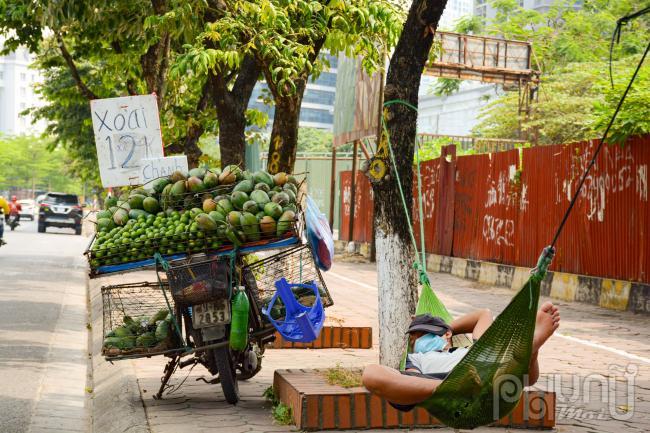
top-left (381, 99), bottom-right (554, 430)
top-left (407, 254), bottom-right (551, 429)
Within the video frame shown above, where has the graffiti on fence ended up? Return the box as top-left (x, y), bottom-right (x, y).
top-left (482, 215), bottom-right (515, 247)
top-left (340, 136), bottom-right (650, 283)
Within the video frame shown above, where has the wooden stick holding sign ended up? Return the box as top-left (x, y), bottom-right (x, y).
top-left (90, 94), bottom-right (164, 188)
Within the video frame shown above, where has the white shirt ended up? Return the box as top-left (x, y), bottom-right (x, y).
top-left (407, 347), bottom-right (469, 375)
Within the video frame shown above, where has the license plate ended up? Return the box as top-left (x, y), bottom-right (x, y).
top-left (49, 216), bottom-right (74, 222)
top-left (192, 300), bottom-right (230, 329)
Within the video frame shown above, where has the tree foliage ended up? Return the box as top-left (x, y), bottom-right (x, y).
top-left (474, 0), bottom-right (650, 144)
top-left (178, 0), bottom-right (403, 173)
top-left (0, 135), bottom-right (83, 194)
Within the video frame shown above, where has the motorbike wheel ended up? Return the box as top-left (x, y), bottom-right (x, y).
top-left (213, 345), bottom-right (239, 404)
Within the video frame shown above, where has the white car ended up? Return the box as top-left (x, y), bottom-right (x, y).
top-left (18, 199), bottom-right (36, 221)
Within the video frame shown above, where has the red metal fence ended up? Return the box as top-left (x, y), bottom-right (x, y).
top-left (339, 135), bottom-right (650, 284)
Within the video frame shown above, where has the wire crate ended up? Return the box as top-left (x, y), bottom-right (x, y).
top-left (101, 281), bottom-right (180, 359)
top-left (164, 254), bottom-right (232, 306)
top-left (241, 244), bottom-right (333, 329)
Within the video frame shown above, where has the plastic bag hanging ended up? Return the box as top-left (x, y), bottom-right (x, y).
top-left (304, 195), bottom-right (334, 271)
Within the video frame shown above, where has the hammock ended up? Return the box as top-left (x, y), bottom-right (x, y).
top-left (381, 40), bottom-right (647, 426)
top-left (404, 253), bottom-right (551, 429)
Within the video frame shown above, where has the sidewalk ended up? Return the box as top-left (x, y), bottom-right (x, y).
top-left (89, 260), bottom-right (650, 433)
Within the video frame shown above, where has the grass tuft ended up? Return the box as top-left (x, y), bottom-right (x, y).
top-left (263, 386), bottom-right (293, 425)
top-left (323, 364), bottom-right (363, 388)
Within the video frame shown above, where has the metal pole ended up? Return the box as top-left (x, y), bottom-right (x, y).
top-left (348, 140), bottom-right (359, 242)
top-left (329, 146), bottom-right (337, 233)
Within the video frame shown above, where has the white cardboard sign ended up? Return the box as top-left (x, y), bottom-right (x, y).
top-left (140, 155), bottom-right (188, 185)
top-left (90, 94), bottom-right (164, 187)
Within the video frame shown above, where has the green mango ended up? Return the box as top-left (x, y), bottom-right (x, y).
top-left (277, 210), bottom-right (296, 236)
top-left (242, 200), bottom-right (259, 214)
top-left (152, 177), bottom-right (171, 194)
top-left (143, 197), bottom-right (160, 213)
top-left (263, 202), bottom-right (283, 219)
top-left (195, 213), bottom-right (218, 231)
top-left (104, 196), bottom-right (118, 209)
top-left (250, 189), bottom-right (270, 206)
top-left (209, 211), bottom-right (226, 223)
top-left (189, 167), bottom-right (208, 179)
top-left (253, 170), bottom-right (274, 188)
top-left (203, 171), bottom-right (219, 189)
top-left (216, 199), bottom-right (234, 215)
top-left (240, 212), bottom-right (260, 241)
top-left (231, 191), bottom-right (249, 210)
top-left (233, 179), bottom-right (254, 194)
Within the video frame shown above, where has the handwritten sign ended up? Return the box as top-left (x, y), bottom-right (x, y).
top-left (90, 94), bottom-right (164, 187)
top-left (140, 156), bottom-right (188, 185)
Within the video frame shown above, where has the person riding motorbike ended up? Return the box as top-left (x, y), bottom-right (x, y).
top-left (7, 196), bottom-right (22, 230)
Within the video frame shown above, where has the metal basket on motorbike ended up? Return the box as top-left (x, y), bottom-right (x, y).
top-left (164, 254), bottom-right (232, 306)
top-left (101, 281), bottom-right (181, 360)
top-left (241, 244), bottom-right (333, 331)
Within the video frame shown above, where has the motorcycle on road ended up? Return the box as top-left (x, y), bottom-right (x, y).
top-left (7, 210), bottom-right (20, 231)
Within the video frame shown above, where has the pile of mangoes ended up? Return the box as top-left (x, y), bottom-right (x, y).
top-left (89, 166), bottom-right (300, 269)
top-left (103, 309), bottom-right (173, 353)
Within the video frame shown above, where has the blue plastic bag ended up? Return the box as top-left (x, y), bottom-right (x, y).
top-left (262, 278), bottom-right (325, 343)
top-left (304, 195), bottom-right (334, 271)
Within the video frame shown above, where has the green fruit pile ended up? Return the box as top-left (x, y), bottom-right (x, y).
top-left (90, 166), bottom-right (301, 269)
top-left (103, 309), bottom-right (173, 352)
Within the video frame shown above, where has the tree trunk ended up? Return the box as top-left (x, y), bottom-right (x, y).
top-left (214, 55), bottom-right (261, 169)
top-left (266, 78), bottom-right (307, 174)
top-left (371, 0), bottom-right (447, 368)
top-left (218, 109), bottom-right (247, 168)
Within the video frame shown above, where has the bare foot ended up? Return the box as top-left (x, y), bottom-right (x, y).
top-left (532, 301), bottom-right (560, 352)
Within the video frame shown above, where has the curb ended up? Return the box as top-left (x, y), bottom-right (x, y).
top-left (268, 327), bottom-right (373, 349)
top-left (334, 240), bottom-right (650, 315)
top-left (274, 368), bottom-right (555, 430)
top-left (426, 253), bottom-right (650, 314)
top-left (87, 275), bottom-right (150, 433)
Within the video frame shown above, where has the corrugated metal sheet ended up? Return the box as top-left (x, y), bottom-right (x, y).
top-left (518, 137), bottom-right (649, 282)
top-left (340, 135), bottom-right (650, 283)
top-left (340, 171), bottom-right (373, 242)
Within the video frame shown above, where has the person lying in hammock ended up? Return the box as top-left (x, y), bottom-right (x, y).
top-left (362, 301), bottom-right (560, 408)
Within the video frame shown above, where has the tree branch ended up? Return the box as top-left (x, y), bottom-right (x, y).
top-left (56, 33), bottom-right (98, 100)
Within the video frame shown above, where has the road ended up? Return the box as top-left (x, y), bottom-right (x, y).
top-left (0, 219), bottom-right (90, 433)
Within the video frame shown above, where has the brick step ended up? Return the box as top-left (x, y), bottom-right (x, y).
top-left (273, 368), bottom-right (555, 430)
top-left (268, 326), bottom-right (373, 349)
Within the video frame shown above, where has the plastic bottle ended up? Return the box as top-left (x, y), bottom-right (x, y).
top-left (229, 287), bottom-right (249, 351)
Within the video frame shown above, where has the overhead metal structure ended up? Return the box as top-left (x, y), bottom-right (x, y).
top-left (424, 31), bottom-right (540, 86)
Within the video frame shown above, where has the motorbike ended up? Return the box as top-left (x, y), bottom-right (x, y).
top-left (7, 210), bottom-right (20, 231)
top-left (153, 244), bottom-right (331, 404)
top-left (154, 254), bottom-right (277, 404)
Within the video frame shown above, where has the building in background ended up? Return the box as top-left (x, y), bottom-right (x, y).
top-left (438, 0), bottom-right (473, 30)
top-left (248, 53), bottom-right (338, 131)
top-left (417, 80), bottom-right (500, 136)
top-left (475, 0), bottom-right (582, 19)
top-left (0, 40), bottom-right (45, 136)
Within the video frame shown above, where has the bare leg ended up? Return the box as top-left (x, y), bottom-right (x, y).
top-left (450, 308), bottom-right (493, 340)
top-left (527, 302), bottom-right (560, 385)
top-left (362, 364), bottom-right (442, 405)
